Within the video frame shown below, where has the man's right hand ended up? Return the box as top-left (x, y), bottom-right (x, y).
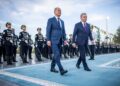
top-left (47, 41), bottom-right (51, 47)
top-left (72, 43), bottom-right (76, 48)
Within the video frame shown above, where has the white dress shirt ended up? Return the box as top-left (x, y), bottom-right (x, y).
top-left (55, 16), bottom-right (62, 28)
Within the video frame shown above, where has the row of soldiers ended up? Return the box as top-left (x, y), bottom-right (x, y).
top-left (0, 22), bottom-right (120, 65)
top-left (0, 22), bottom-right (53, 65)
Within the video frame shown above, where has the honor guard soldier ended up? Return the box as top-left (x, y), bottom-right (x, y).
top-left (0, 31), bottom-right (3, 64)
top-left (68, 34), bottom-right (74, 58)
top-left (62, 38), bottom-right (69, 59)
top-left (28, 35), bottom-right (33, 59)
top-left (101, 42), bottom-right (105, 54)
top-left (12, 29), bottom-right (19, 62)
top-left (2, 22), bottom-right (14, 65)
top-left (88, 28), bottom-right (96, 60)
top-left (95, 42), bottom-right (100, 54)
top-left (19, 25), bottom-right (30, 63)
top-left (118, 44), bottom-right (120, 52)
top-left (115, 44), bottom-right (118, 52)
top-left (35, 27), bottom-right (44, 61)
top-left (2, 35), bottom-right (6, 62)
top-left (46, 38), bottom-right (53, 60)
top-left (112, 44), bottom-right (116, 53)
top-left (109, 43), bottom-right (112, 53)
top-left (42, 38), bottom-right (49, 59)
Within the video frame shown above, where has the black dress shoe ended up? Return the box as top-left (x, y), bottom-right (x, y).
top-left (50, 69), bottom-right (59, 73)
top-left (0, 62), bottom-right (3, 64)
top-left (60, 70), bottom-right (68, 75)
top-left (64, 56), bottom-right (68, 59)
top-left (89, 58), bottom-right (94, 60)
top-left (13, 60), bottom-right (18, 62)
top-left (38, 59), bottom-right (42, 62)
top-left (92, 58), bottom-right (95, 60)
top-left (84, 68), bottom-right (92, 71)
top-left (50, 57), bottom-right (52, 60)
top-left (76, 64), bottom-right (80, 69)
top-left (23, 61), bottom-right (29, 63)
top-left (25, 61), bottom-right (29, 63)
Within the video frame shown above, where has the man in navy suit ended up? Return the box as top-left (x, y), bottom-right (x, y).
top-left (46, 7), bottom-right (68, 75)
top-left (72, 13), bottom-right (94, 71)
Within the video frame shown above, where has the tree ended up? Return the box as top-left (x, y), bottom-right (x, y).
top-left (113, 26), bottom-right (120, 44)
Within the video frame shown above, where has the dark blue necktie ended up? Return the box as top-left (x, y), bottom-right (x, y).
top-left (83, 23), bottom-right (86, 32)
top-left (58, 18), bottom-right (61, 29)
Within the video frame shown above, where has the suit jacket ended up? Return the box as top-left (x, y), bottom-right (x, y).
top-left (46, 17), bottom-right (66, 44)
top-left (72, 22), bottom-right (93, 45)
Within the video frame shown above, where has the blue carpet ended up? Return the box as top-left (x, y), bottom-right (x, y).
top-left (0, 53), bottom-right (120, 86)
top-left (0, 74), bottom-right (41, 86)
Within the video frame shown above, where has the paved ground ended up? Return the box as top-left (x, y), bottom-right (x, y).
top-left (0, 53), bottom-right (120, 86)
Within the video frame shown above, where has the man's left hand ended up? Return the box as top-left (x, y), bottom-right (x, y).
top-left (64, 40), bottom-right (68, 45)
top-left (91, 40), bottom-right (94, 45)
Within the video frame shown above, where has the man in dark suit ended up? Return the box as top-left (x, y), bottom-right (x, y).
top-left (46, 7), bottom-right (68, 75)
top-left (72, 13), bottom-right (94, 71)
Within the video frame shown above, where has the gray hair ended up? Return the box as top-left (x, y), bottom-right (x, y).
top-left (54, 7), bottom-right (61, 12)
top-left (80, 13), bottom-right (87, 17)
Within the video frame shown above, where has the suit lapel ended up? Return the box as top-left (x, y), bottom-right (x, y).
top-left (79, 22), bottom-right (89, 33)
top-left (53, 17), bottom-right (63, 30)
top-left (85, 23), bottom-right (89, 33)
top-left (79, 22), bottom-right (84, 32)
top-left (61, 20), bottom-right (63, 29)
top-left (53, 17), bottom-right (58, 26)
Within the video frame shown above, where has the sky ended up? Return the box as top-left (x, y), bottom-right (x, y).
top-left (0, 0), bottom-right (120, 40)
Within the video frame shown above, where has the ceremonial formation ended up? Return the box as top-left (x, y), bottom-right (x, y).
top-left (0, 7), bottom-right (120, 76)
top-left (0, 0), bottom-right (120, 85)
